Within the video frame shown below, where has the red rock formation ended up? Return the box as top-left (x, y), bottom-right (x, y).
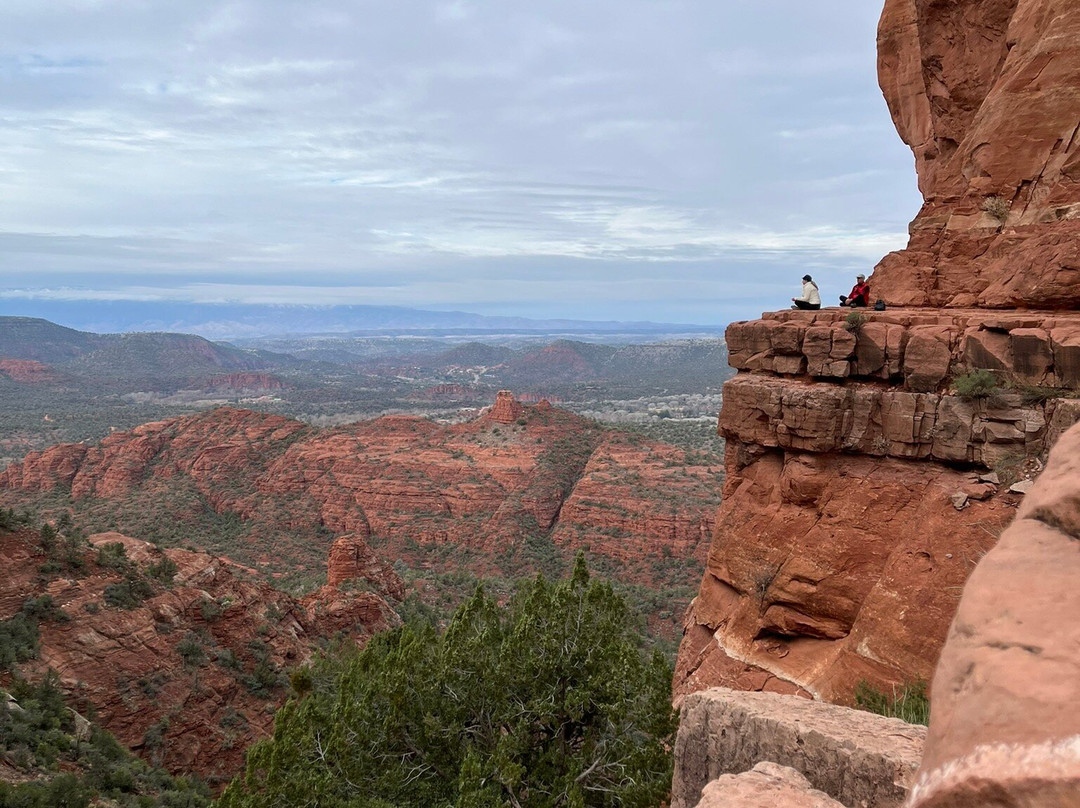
top-left (907, 421), bottom-right (1080, 807)
top-left (202, 372), bottom-right (287, 391)
top-left (0, 526), bottom-right (397, 783)
top-left (671, 688), bottom-right (925, 808)
top-left (324, 534), bottom-right (406, 600)
top-left (874, 0), bottom-right (1080, 308)
top-left (484, 390), bottom-right (526, 423)
top-left (0, 396), bottom-right (718, 617)
top-left (676, 308), bottom-right (1080, 703)
top-left (0, 358), bottom-right (56, 384)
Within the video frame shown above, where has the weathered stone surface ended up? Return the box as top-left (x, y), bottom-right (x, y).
top-left (908, 422), bottom-right (1080, 808)
top-left (484, 389), bottom-right (526, 424)
top-left (325, 533), bottom-right (406, 600)
top-left (671, 688), bottom-right (924, 808)
top-left (674, 445), bottom-right (1014, 703)
top-left (874, 0), bottom-right (1080, 309)
top-left (0, 527), bottom-right (398, 781)
top-left (720, 375), bottom-right (1061, 467)
top-left (692, 762), bottom-right (843, 808)
top-left (727, 309), bottom-right (1080, 392)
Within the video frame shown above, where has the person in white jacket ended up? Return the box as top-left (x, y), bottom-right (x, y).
top-left (791, 274), bottom-right (821, 310)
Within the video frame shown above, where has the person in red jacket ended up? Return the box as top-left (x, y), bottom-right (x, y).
top-left (840, 274), bottom-right (870, 307)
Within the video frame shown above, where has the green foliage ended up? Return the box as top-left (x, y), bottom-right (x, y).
top-left (96, 541), bottom-right (132, 570)
top-left (0, 507), bottom-right (32, 532)
top-left (854, 679), bottom-right (930, 726)
top-left (952, 369), bottom-right (999, 400)
top-left (218, 556), bottom-right (676, 808)
top-left (103, 575), bottom-right (154, 610)
top-left (175, 633), bottom-right (206, 668)
top-left (0, 673), bottom-right (210, 808)
top-left (844, 310), bottom-right (867, 333)
top-left (147, 555), bottom-right (179, 585)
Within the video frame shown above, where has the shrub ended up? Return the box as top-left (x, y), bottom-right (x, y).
top-left (953, 369), bottom-right (999, 399)
top-left (96, 542), bottom-right (131, 570)
top-left (981, 195), bottom-right (1010, 223)
top-left (218, 555), bottom-right (676, 808)
top-left (176, 633), bottom-right (205, 668)
top-left (103, 575), bottom-right (154, 609)
top-left (146, 556), bottom-right (178, 585)
top-left (854, 679), bottom-right (930, 726)
top-left (844, 310), bottom-right (867, 333)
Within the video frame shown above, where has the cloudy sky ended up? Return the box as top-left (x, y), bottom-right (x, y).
top-left (0, 0), bottom-right (920, 327)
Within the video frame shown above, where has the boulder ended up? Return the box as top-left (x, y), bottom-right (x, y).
top-left (908, 422), bottom-right (1080, 807)
top-left (692, 762), bottom-right (843, 808)
top-left (672, 688), bottom-right (925, 808)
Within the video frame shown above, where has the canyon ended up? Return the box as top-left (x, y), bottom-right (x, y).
top-left (0, 393), bottom-right (719, 620)
top-left (0, 525), bottom-right (399, 785)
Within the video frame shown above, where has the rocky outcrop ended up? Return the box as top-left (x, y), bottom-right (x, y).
top-left (692, 763), bottom-right (843, 808)
top-left (202, 372), bottom-right (287, 391)
top-left (0, 398), bottom-right (719, 629)
top-left (672, 688), bottom-right (925, 808)
top-left (907, 422), bottom-right (1080, 808)
top-left (0, 526), bottom-right (398, 783)
top-left (874, 0), bottom-right (1080, 308)
top-left (0, 359), bottom-right (56, 384)
top-left (678, 304), bottom-right (1080, 702)
top-left (324, 534), bottom-right (406, 600)
top-left (484, 389), bottom-right (526, 423)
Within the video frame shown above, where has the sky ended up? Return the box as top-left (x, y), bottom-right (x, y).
top-left (0, 0), bottom-right (921, 329)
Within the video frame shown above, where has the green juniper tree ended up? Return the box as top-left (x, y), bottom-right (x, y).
top-left (217, 555), bottom-right (675, 808)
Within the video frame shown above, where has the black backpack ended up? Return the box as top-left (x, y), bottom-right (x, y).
top-left (873, 299), bottom-right (886, 311)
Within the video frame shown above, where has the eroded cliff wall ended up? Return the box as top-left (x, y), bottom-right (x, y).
top-left (675, 307), bottom-right (1080, 703)
top-left (874, 0), bottom-right (1080, 308)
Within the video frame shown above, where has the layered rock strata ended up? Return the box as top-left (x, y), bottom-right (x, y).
top-left (0, 527), bottom-right (398, 781)
top-left (907, 421), bottom-right (1080, 807)
top-left (671, 688), bottom-right (925, 808)
top-left (676, 307), bottom-right (1080, 702)
top-left (874, 0), bottom-right (1080, 308)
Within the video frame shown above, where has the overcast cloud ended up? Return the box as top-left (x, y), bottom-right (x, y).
top-left (0, 1), bottom-right (920, 325)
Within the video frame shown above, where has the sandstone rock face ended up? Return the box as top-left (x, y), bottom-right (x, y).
top-left (874, 0), bottom-right (1080, 308)
top-left (484, 389), bottom-right (526, 423)
top-left (675, 445), bottom-right (1014, 703)
top-left (907, 422), bottom-right (1080, 808)
top-left (677, 308), bottom-right (1080, 704)
top-left (325, 533), bottom-right (406, 600)
top-left (692, 762), bottom-right (843, 808)
top-left (671, 688), bottom-right (925, 808)
top-left (0, 527), bottom-right (398, 782)
top-left (202, 372), bottom-right (287, 391)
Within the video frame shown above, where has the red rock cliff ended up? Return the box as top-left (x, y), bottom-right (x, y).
top-left (874, 0), bottom-right (1080, 308)
top-left (675, 307), bottom-right (1080, 704)
top-left (675, 0), bottom-right (1080, 707)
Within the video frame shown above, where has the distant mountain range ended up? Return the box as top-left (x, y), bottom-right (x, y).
top-left (0, 301), bottom-right (726, 340)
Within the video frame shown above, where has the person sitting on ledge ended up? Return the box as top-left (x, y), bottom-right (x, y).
top-left (791, 274), bottom-right (821, 310)
top-left (840, 273), bottom-right (871, 307)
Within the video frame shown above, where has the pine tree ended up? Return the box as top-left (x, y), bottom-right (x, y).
top-left (217, 555), bottom-right (676, 808)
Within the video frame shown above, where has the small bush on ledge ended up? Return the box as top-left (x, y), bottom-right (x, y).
top-left (953, 369), bottom-right (999, 400)
top-left (981, 194), bottom-right (1011, 223)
